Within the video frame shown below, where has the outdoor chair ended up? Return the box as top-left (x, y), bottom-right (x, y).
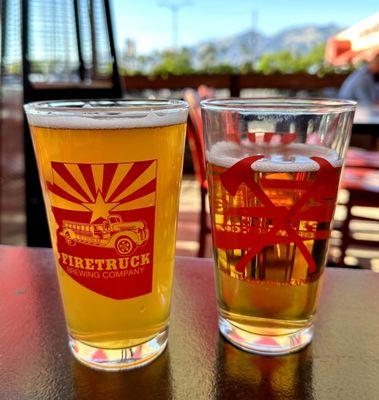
top-left (183, 89), bottom-right (211, 257)
top-left (335, 148), bottom-right (379, 268)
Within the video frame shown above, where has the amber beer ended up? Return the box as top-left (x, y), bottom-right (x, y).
top-left (25, 100), bottom-right (188, 369)
top-left (206, 142), bottom-right (342, 341)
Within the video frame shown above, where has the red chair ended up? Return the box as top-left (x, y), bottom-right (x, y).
top-left (335, 149), bottom-right (379, 268)
top-left (184, 90), bottom-right (211, 257)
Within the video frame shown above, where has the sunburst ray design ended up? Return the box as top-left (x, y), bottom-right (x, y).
top-left (113, 192), bottom-right (156, 212)
top-left (51, 162), bottom-right (93, 202)
top-left (65, 164), bottom-right (95, 202)
top-left (105, 164), bottom-right (133, 202)
top-left (48, 161), bottom-right (156, 220)
top-left (112, 163), bottom-right (156, 203)
top-left (107, 160), bottom-right (154, 203)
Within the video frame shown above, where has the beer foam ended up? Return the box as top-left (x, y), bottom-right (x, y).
top-left (206, 141), bottom-right (342, 172)
top-left (25, 105), bottom-right (188, 129)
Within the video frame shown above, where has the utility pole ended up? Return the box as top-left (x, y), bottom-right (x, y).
top-left (159, 1), bottom-right (191, 49)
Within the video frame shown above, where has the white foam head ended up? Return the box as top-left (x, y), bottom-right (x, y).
top-left (24, 101), bottom-right (189, 129)
top-left (206, 141), bottom-right (342, 172)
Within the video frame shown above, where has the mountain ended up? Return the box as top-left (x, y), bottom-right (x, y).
top-left (191, 24), bottom-right (342, 67)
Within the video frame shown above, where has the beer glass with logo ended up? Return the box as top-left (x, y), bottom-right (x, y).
top-left (201, 98), bottom-right (355, 355)
top-left (24, 99), bottom-right (188, 370)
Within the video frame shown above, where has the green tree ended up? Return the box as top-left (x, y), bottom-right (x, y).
top-left (255, 50), bottom-right (301, 74)
top-left (255, 44), bottom-right (332, 74)
top-left (301, 44), bottom-right (335, 74)
top-left (152, 48), bottom-right (194, 77)
top-left (119, 42), bottom-right (345, 76)
top-left (198, 44), bottom-right (218, 70)
top-left (205, 63), bottom-right (237, 74)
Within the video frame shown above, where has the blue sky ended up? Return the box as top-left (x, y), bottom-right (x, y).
top-left (112, 0), bottom-right (378, 54)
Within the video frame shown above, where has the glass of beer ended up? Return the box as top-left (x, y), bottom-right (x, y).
top-left (201, 98), bottom-right (355, 355)
top-left (24, 99), bottom-right (188, 370)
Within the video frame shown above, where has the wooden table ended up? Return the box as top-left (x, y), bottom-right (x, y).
top-left (1, 245), bottom-right (379, 399)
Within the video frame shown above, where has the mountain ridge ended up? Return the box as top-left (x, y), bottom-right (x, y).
top-left (191, 23), bottom-right (342, 67)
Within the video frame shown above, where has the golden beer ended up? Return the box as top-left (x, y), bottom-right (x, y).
top-left (26, 100), bottom-right (188, 369)
top-left (206, 142), bottom-right (342, 342)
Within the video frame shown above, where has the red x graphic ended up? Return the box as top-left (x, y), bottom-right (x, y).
top-left (217, 155), bottom-right (340, 274)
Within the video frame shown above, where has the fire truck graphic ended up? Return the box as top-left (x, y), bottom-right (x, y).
top-left (60, 214), bottom-right (149, 256)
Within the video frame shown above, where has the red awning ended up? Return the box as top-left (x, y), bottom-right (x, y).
top-left (325, 13), bottom-right (379, 66)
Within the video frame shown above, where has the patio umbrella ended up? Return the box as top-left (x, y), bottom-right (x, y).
top-left (325, 13), bottom-right (379, 66)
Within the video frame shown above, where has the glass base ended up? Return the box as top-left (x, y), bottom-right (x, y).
top-left (219, 316), bottom-right (313, 356)
top-left (69, 328), bottom-right (168, 371)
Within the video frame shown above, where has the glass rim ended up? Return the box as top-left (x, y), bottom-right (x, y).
top-left (200, 97), bottom-right (356, 113)
top-left (24, 98), bottom-right (189, 117)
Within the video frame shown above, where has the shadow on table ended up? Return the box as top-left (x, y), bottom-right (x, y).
top-left (71, 348), bottom-right (173, 400)
top-left (214, 337), bottom-right (313, 399)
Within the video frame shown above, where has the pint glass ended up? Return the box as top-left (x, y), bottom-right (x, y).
top-left (24, 99), bottom-right (188, 369)
top-left (201, 98), bottom-right (355, 355)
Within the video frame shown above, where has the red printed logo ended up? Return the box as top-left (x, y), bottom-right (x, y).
top-left (214, 156), bottom-right (340, 275)
top-left (46, 160), bottom-right (157, 299)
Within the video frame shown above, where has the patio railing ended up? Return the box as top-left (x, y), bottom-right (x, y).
top-left (123, 72), bottom-right (347, 95)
